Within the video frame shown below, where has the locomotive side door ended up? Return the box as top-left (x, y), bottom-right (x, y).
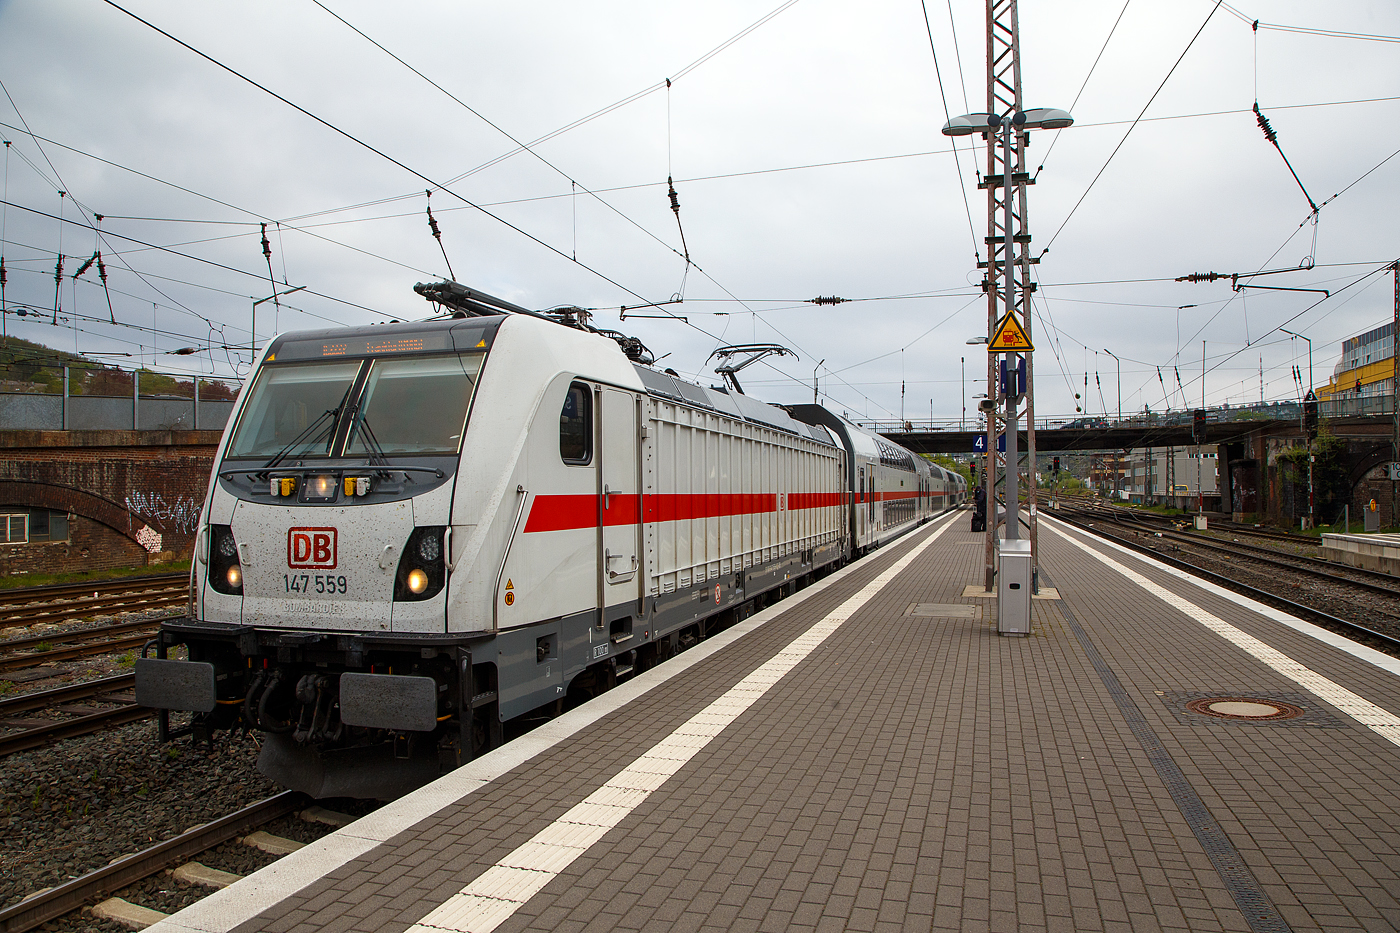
top-left (598, 387), bottom-right (641, 613)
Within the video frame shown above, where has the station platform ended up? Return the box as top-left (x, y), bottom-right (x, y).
top-left (1322, 532), bottom-right (1400, 576)
top-left (150, 509), bottom-right (1400, 933)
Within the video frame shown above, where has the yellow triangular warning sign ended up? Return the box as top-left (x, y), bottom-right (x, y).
top-left (505, 579), bottom-right (514, 590)
top-left (988, 313), bottom-right (1033, 351)
top-left (476, 339), bottom-right (487, 347)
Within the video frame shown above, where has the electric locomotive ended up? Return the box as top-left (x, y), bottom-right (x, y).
top-left (136, 282), bottom-right (961, 798)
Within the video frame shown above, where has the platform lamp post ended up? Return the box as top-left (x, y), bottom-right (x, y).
top-left (252, 285), bottom-right (307, 365)
top-left (945, 107), bottom-right (1072, 635)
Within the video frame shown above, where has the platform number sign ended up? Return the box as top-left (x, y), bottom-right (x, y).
top-left (972, 434), bottom-right (1007, 454)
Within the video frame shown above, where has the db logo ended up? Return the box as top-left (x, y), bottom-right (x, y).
top-left (288, 527), bottom-right (337, 569)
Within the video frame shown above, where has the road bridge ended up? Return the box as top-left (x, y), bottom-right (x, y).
top-left (882, 419), bottom-right (1293, 455)
top-left (882, 414), bottom-right (1398, 529)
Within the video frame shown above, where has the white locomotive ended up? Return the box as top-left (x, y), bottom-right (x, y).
top-left (136, 283), bottom-right (965, 797)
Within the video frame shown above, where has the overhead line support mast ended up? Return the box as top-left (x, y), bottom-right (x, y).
top-left (982, 0), bottom-right (1037, 595)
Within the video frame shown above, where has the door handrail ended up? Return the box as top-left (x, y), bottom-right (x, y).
top-left (492, 485), bottom-right (528, 632)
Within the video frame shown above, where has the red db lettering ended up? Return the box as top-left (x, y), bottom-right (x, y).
top-left (287, 527), bottom-right (337, 569)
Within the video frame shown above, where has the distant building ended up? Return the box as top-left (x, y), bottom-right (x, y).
top-left (1124, 447), bottom-right (1218, 504)
top-left (1315, 320), bottom-right (1394, 405)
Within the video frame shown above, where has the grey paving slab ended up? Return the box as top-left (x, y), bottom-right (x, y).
top-left (170, 511), bottom-right (1400, 933)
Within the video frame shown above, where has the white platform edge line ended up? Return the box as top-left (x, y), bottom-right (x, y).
top-left (400, 514), bottom-right (960, 933)
top-left (144, 512), bottom-right (961, 933)
top-left (1044, 517), bottom-right (1400, 749)
top-left (1041, 514), bottom-right (1400, 679)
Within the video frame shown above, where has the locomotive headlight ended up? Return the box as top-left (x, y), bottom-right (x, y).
top-left (394, 526), bottom-right (447, 602)
top-left (303, 474), bottom-right (338, 502)
top-left (208, 525), bottom-right (243, 596)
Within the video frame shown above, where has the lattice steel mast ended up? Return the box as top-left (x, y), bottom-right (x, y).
top-left (979, 0), bottom-right (1040, 591)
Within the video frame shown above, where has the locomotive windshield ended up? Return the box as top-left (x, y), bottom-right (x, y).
top-left (225, 360), bottom-right (361, 460)
top-left (344, 354), bottom-right (483, 456)
top-left (225, 353), bottom-right (485, 461)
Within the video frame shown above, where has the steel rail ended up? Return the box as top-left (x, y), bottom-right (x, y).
top-left (0, 572), bottom-right (187, 607)
top-left (0, 632), bottom-right (160, 673)
top-left (0, 703), bottom-right (153, 757)
top-left (0, 791), bottom-right (308, 933)
top-left (0, 672), bottom-right (135, 717)
top-left (1056, 513), bottom-right (1400, 653)
top-left (0, 618), bottom-right (172, 653)
top-left (1, 590), bottom-right (187, 627)
top-left (1072, 498), bottom-right (1316, 545)
top-left (1062, 506), bottom-right (1400, 597)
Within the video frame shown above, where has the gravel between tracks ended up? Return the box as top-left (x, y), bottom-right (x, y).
top-left (1095, 525), bottom-right (1400, 643)
top-left (0, 719), bottom-right (277, 912)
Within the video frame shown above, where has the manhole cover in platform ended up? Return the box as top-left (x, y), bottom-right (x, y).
top-left (1185, 697), bottom-right (1303, 721)
top-left (1161, 692), bottom-right (1348, 728)
top-left (907, 603), bottom-right (978, 619)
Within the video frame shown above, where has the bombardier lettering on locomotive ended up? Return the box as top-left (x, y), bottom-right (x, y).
top-left (135, 282), bottom-right (965, 798)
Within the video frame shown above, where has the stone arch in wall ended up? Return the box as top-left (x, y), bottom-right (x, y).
top-left (1345, 443), bottom-right (1393, 491)
top-left (0, 480), bottom-right (164, 548)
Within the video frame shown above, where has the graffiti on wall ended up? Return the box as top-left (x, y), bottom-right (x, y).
top-left (125, 491), bottom-right (201, 535)
top-left (135, 525), bottom-right (164, 554)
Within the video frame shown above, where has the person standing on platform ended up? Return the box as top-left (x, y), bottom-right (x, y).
top-left (972, 484), bottom-right (986, 532)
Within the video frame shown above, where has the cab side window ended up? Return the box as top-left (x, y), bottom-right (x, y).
top-left (560, 383), bottom-right (592, 464)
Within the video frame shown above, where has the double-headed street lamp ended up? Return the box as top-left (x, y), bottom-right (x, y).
top-left (943, 108), bottom-right (1071, 559)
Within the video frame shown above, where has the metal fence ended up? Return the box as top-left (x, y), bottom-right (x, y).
top-left (1320, 396), bottom-right (1396, 419)
top-left (0, 370), bottom-right (238, 431)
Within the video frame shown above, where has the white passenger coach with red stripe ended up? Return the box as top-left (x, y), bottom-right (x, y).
top-left (136, 283), bottom-right (964, 797)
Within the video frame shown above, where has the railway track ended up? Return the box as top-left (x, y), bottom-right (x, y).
top-left (1, 584), bottom-right (188, 629)
top-left (1064, 497), bottom-right (1317, 546)
top-left (1061, 505), bottom-right (1400, 598)
top-left (1054, 510), bottom-right (1400, 655)
top-left (0, 673), bottom-right (150, 758)
top-left (0, 791), bottom-right (311, 933)
top-left (0, 618), bottom-right (172, 674)
top-left (0, 572), bottom-right (187, 609)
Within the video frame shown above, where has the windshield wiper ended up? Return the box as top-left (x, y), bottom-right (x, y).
top-left (261, 384), bottom-right (355, 470)
top-left (356, 417), bottom-right (392, 471)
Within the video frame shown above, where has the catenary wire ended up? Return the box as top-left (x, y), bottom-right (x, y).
top-left (1032, 0), bottom-right (1133, 182)
top-left (100, 0), bottom-right (670, 316)
top-left (918, 0), bottom-right (980, 263)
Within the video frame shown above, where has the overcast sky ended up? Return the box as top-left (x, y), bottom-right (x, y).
top-left (0, 0), bottom-right (1396, 425)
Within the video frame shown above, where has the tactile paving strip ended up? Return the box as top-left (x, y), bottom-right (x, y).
top-left (1045, 571), bottom-right (1295, 933)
